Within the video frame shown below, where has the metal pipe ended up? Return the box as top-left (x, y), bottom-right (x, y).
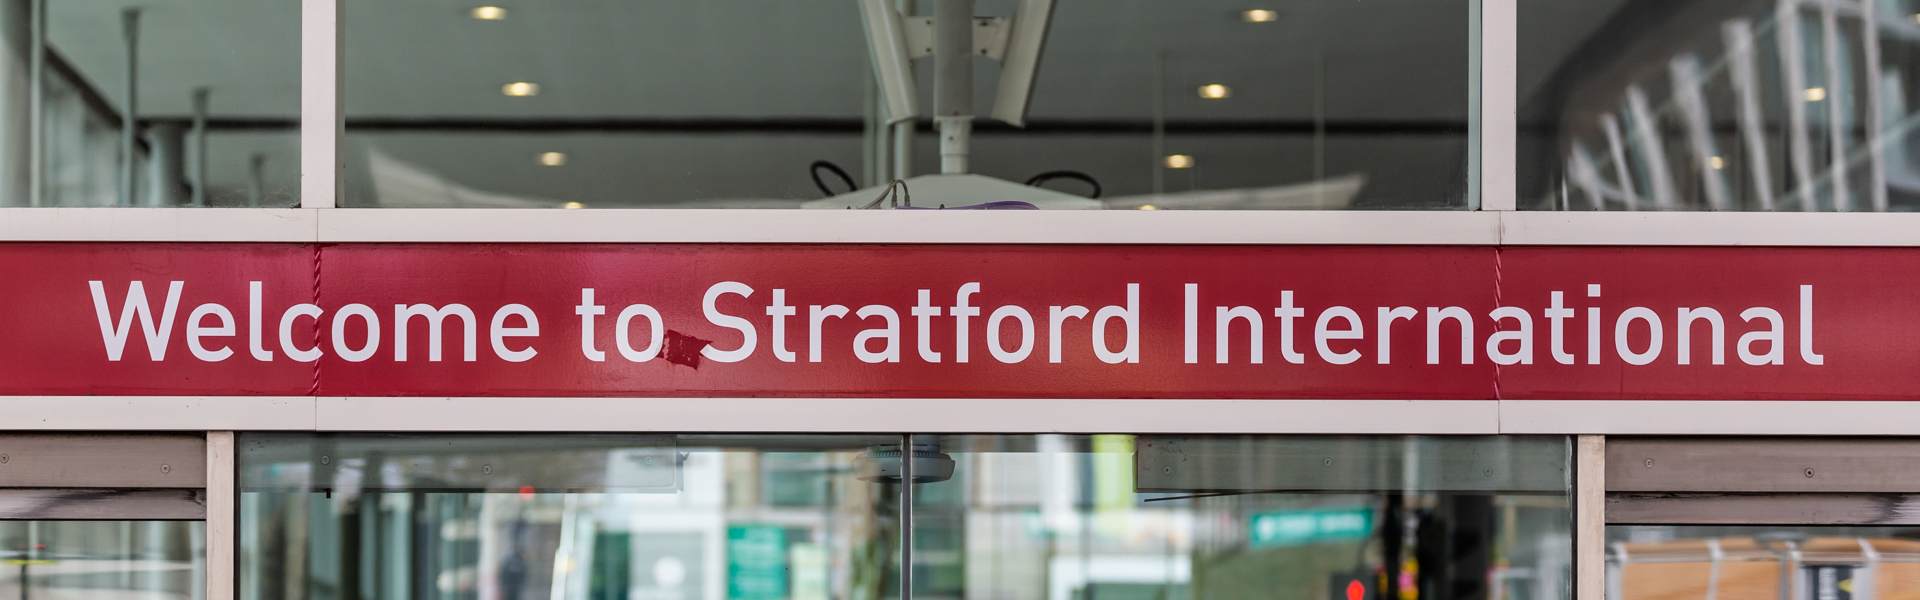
top-left (1819, 0), bottom-right (1848, 210)
top-left (1151, 51), bottom-right (1165, 200)
top-left (192, 88), bottom-right (209, 206)
top-left (1861, 0), bottom-right (1889, 211)
top-left (934, 0), bottom-right (972, 174)
top-left (1777, 0), bottom-right (1818, 210)
top-left (248, 153), bottom-right (266, 207)
top-left (1725, 20), bottom-right (1776, 211)
top-left (900, 434), bottom-right (915, 600)
top-left (146, 121), bottom-right (187, 206)
top-left (28, 0), bottom-right (43, 206)
top-left (120, 8), bottom-right (140, 207)
top-left (892, 0), bottom-right (915, 179)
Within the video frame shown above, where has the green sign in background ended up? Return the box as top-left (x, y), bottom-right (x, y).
top-left (1248, 507), bottom-right (1375, 548)
top-left (727, 526), bottom-right (788, 600)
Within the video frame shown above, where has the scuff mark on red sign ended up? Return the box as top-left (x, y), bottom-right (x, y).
top-left (661, 330), bottom-right (710, 369)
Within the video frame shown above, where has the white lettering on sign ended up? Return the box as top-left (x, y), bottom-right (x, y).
top-left (83, 280), bottom-right (1827, 368)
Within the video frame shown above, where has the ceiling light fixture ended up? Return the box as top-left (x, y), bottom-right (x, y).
top-left (562, 202), bottom-right (584, 209)
top-left (1138, 205), bottom-right (1159, 210)
top-left (1198, 84), bottom-right (1231, 99)
top-left (503, 82), bottom-right (539, 97)
top-left (470, 6), bottom-right (506, 20)
top-left (1242, 9), bottom-right (1278, 22)
top-left (1164, 155), bottom-right (1194, 169)
top-left (1710, 156), bottom-right (1725, 170)
top-left (1805, 87), bottom-right (1826, 102)
top-left (540, 152), bottom-right (566, 166)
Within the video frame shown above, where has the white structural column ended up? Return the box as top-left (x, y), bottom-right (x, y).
top-left (1577, 435), bottom-right (1606, 600)
top-left (206, 431), bottom-right (235, 600)
top-left (1480, 0), bottom-right (1517, 210)
top-left (300, 0), bottom-right (341, 208)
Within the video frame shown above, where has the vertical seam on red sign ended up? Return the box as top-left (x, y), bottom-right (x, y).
top-left (310, 243), bottom-right (323, 396)
top-left (1492, 245), bottom-right (1505, 401)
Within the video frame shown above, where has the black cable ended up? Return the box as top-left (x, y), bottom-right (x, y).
top-left (810, 160), bottom-right (857, 198)
top-left (1024, 170), bottom-right (1102, 198)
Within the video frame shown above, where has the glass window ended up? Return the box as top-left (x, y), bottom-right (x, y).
top-left (341, 1), bottom-right (1478, 210)
top-left (14, 0), bottom-right (300, 207)
top-left (1521, 0), bottom-right (1920, 211)
top-left (0, 520), bottom-right (207, 600)
top-left (1607, 526), bottom-right (1920, 600)
top-left (239, 434), bottom-right (1572, 600)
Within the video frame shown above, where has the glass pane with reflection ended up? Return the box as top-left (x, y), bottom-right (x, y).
top-left (1522, 0), bottom-right (1920, 211)
top-left (16, 0), bottom-right (301, 207)
top-left (238, 434), bottom-right (902, 600)
top-left (343, 0), bottom-right (1476, 210)
top-left (0, 521), bottom-right (207, 600)
top-left (1607, 525), bottom-right (1920, 600)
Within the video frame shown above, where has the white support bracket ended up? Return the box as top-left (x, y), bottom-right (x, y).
top-left (903, 16), bottom-right (1011, 61)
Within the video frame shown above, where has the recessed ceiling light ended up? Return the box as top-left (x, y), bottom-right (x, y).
top-left (503, 82), bottom-right (539, 97)
top-left (1164, 155), bottom-right (1194, 169)
top-left (1805, 87), bottom-right (1826, 102)
top-left (1242, 9), bottom-right (1278, 22)
top-left (1138, 204), bottom-right (1159, 210)
top-left (540, 152), bottom-right (566, 166)
top-left (1710, 156), bottom-right (1725, 170)
top-left (470, 6), bottom-right (506, 20)
top-left (562, 201), bottom-right (584, 209)
top-left (1198, 84), bottom-right (1231, 99)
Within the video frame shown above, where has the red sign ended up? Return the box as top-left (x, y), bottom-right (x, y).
top-left (0, 243), bottom-right (1900, 400)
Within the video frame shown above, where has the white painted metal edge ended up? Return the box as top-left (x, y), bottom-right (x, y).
top-left (299, 0), bottom-right (340, 209)
top-left (313, 397), bottom-right (1501, 433)
top-left (1, 209), bottom-right (1920, 245)
top-left (1575, 435), bottom-right (1605, 600)
top-left (1480, 0), bottom-right (1518, 211)
top-left (0, 208), bottom-right (316, 242)
top-left (1501, 400), bottom-right (1920, 434)
top-left (204, 431), bottom-right (235, 600)
top-left (3, 396), bottom-right (1920, 434)
top-left (313, 208), bottom-right (1504, 244)
top-left (0, 397), bottom-right (316, 430)
top-left (1500, 211), bottom-right (1920, 246)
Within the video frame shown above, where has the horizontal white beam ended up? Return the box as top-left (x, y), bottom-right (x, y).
top-left (313, 397), bottom-right (1499, 433)
top-left (1500, 400), bottom-right (1920, 435)
top-left (1, 396), bottom-right (1917, 435)
top-left (0, 208), bottom-right (315, 242)
top-left (0, 208), bottom-right (1919, 246)
top-left (0, 396), bottom-right (315, 430)
top-left (314, 208), bottom-right (1503, 244)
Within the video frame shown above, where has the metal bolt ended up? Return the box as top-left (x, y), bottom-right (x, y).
top-left (1484, 469), bottom-right (1493, 477)
top-left (160, 464), bottom-right (170, 474)
top-left (1323, 458), bottom-right (1333, 467)
top-left (1, 454), bottom-right (10, 464)
top-left (1161, 466), bottom-right (1172, 475)
top-left (1805, 468), bottom-right (1816, 478)
top-left (642, 456), bottom-right (653, 466)
top-left (1645, 458), bottom-right (1654, 468)
top-left (319, 455), bottom-right (330, 465)
top-left (483, 464), bottom-right (493, 475)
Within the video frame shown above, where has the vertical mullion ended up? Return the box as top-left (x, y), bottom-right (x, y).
top-left (1480, 0), bottom-right (1517, 211)
top-left (1576, 435), bottom-right (1606, 600)
top-left (300, 0), bottom-right (341, 208)
top-left (206, 431), bottom-right (236, 600)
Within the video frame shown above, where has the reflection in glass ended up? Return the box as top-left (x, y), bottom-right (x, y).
top-left (1522, 0), bottom-right (1920, 211)
top-left (1607, 526), bottom-right (1920, 600)
top-left (7, 0), bottom-right (299, 207)
top-left (0, 521), bottom-right (207, 600)
top-left (238, 434), bottom-right (1572, 600)
top-left (342, 1), bottom-right (1475, 210)
top-left (915, 435), bottom-right (1571, 600)
top-left (238, 434), bottom-right (903, 600)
